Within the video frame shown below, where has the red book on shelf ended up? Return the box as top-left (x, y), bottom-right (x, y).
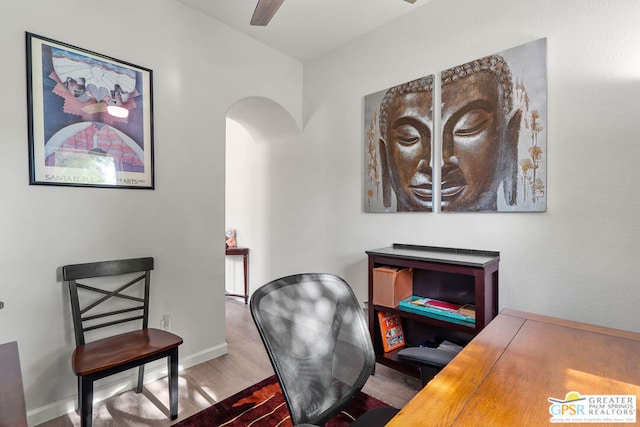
top-left (377, 311), bottom-right (405, 352)
top-left (411, 297), bottom-right (461, 312)
top-left (424, 299), bottom-right (461, 312)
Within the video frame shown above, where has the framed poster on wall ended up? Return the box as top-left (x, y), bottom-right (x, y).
top-left (26, 32), bottom-right (154, 189)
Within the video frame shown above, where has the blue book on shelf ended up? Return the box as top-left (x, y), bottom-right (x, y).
top-left (399, 296), bottom-right (475, 326)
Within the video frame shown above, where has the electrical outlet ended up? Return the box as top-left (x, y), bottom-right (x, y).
top-left (161, 314), bottom-right (172, 331)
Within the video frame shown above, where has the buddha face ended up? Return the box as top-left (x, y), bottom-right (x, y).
top-left (379, 69), bottom-right (520, 211)
top-left (379, 91), bottom-right (434, 211)
top-left (440, 71), bottom-right (517, 211)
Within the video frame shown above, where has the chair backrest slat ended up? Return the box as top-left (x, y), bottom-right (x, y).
top-left (63, 257), bottom-right (154, 346)
top-left (82, 306), bottom-right (146, 322)
top-left (83, 315), bottom-right (145, 332)
top-left (63, 257), bottom-right (154, 280)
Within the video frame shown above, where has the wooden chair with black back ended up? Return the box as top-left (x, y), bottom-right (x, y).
top-left (62, 257), bottom-right (183, 427)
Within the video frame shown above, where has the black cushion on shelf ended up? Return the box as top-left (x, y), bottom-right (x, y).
top-left (397, 347), bottom-right (458, 368)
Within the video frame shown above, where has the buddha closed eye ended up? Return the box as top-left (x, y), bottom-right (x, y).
top-left (394, 124), bottom-right (421, 146)
top-left (453, 109), bottom-right (493, 138)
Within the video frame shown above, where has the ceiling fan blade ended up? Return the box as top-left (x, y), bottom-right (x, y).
top-left (251, 0), bottom-right (285, 26)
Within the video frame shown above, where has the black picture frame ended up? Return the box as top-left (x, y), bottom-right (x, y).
top-left (26, 32), bottom-right (154, 189)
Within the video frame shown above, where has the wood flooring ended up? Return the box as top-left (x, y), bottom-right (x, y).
top-left (37, 297), bottom-right (420, 426)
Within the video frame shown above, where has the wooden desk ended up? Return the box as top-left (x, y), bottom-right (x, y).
top-left (387, 309), bottom-right (640, 426)
top-left (0, 341), bottom-right (28, 427)
top-left (225, 246), bottom-right (249, 304)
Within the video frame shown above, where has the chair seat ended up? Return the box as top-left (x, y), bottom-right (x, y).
top-left (72, 328), bottom-right (183, 376)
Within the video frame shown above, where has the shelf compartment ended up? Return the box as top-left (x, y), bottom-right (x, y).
top-left (373, 304), bottom-right (476, 334)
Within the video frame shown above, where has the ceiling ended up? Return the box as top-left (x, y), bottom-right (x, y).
top-left (177, 0), bottom-right (429, 62)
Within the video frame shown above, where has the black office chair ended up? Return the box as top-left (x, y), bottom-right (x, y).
top-left (63, 257), bottom-right (183, 427)
top-left (250, 273), bottom-right (399, 426)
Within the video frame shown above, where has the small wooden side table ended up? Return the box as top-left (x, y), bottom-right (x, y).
top-left (225, 246), bottom-right (249, 304)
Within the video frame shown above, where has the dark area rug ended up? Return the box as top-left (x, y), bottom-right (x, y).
top-left (175, 375), bottom-right (391, 426)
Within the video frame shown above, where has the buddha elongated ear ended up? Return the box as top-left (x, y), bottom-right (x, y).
top-left (502, 109), bottom-right (522, 205)
top-left (379, 138), bottom-right (392, 208)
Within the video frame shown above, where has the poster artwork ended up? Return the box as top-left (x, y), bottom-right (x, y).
top-left (27, 33), bottom-right (154, 189)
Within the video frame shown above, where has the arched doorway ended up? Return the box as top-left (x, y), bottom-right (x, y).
top-left (224, 96), bottom-right (300, 303)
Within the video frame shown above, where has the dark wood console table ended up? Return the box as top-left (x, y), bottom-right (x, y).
top-left (0, 341), bottom-right (28, 427)
top-left (225, 246), bottom-right (249, 304)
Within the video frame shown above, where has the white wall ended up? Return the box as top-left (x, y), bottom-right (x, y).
top-left (0, 0), bottom-right (302, 424)
top-left (228, 0), bottom-right (640, 332)
top-left (305, 0), bottom-right (640, 330)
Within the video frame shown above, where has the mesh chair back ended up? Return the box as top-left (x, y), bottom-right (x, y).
top-left (250, 273), bottom-right (375, 426)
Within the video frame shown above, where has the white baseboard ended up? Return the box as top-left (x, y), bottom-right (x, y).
top-left (27, 342), bottom-right (228, 426)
